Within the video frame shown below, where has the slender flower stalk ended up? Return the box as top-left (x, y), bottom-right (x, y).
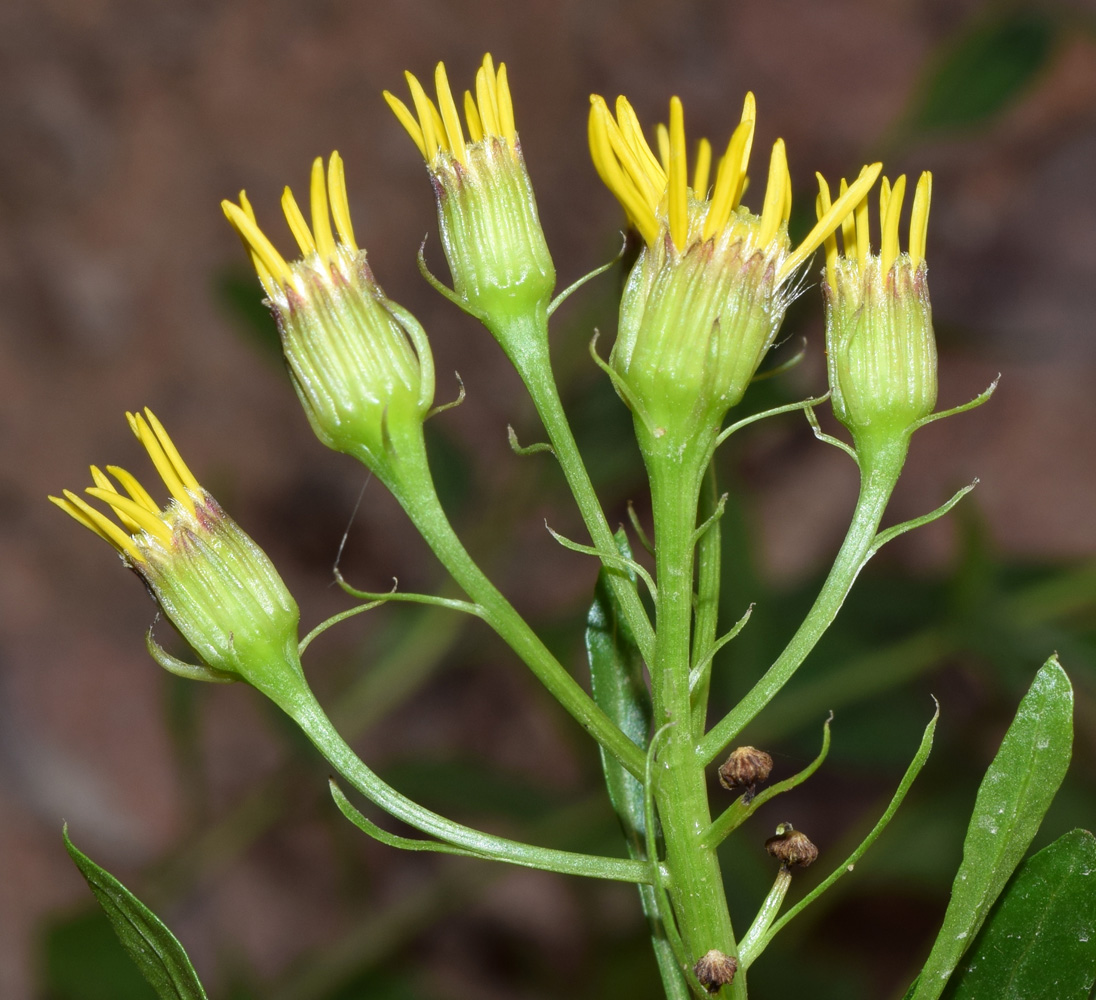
top-left (222, 149), bottom-right (646, 779)
top-left (49, 410), bottom-right (306, 709)
top-left (703, 169), bottom-right (942, 763)
top-left (386, 54), bottom-right (657, 660)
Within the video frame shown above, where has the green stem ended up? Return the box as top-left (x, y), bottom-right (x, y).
top-left (699, 433), bottom-right (909, 765)
top-left (644, 428), bottom-right (740, 997)
top-left (361, 422), bottom-right (647, 781)
top-left (490, 309), bottom-right (656, 663)
top-left (281, 685), bottom-right (651, 883)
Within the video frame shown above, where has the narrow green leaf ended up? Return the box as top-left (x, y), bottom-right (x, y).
top-left (909, 656), bottom-right (1074, 1000)
top-left (587, 531), bottom-right (690, 999)
top-left (906, 12), bottom-right (1057, 133)
top-left (586, 528), bottom-right (651, 855)
top-left (63, 826), bottom-right (209, 1000)
top-left (947, 829), bottom-right (1096, 999)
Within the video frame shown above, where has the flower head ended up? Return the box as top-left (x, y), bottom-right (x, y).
top-left (384, 54), bottom-right (555, 327)
top-left (817, 170), bottom-right (937, 448)
top-left (50, 410), bottom-right (304, 704)
top-left (589, 93), bottom-right (882, 447)
top-left (221, 154), bottom-right (434, 469)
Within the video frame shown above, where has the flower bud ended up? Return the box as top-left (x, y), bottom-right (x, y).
top-left (222, 154), bottom-right (434, 472)
top-left (817, 171), bottom-right (938, 450)
top-left (385, 54), bottom-right (555, 325)
top-left (694, 949), bottom-right (738, 994)
top-left (765, 822), bottom-right (818, 869)
top-left (718, 745), bottom-right (773, 802)
top-left (50, 410), bottom-right (305, 708)
top-left (589, 92), bottom-right (881, 450)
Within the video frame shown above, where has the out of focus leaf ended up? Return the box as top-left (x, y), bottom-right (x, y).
top-left (41, 911), bottom-right (157, 1000)
top-left (907, 12), bottom-right (1057, 132)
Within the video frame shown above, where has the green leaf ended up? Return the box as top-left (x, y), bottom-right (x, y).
top-left (906, 12), bottom-right (1057, 133)
top-left (946, 828), bottom-right (1096, 999)
top-left (63, 826), bottom-right (209, 1000)
top-left (908, 656), bottom-right (1074, 1000)
top-left (585, 528), bottom-right (651, 854)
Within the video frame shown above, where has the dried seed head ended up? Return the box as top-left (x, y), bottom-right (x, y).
top-left (765, 822), bottom-right (818, 868)
top-left (694, 949), bottom-right (738, 994)
top-left (718, 745), bottom-right (773, 800)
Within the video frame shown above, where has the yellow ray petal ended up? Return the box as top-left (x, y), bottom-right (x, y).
top-left (815, 172), bottom-right (837, 280)
top-left (692, 138), bottom-right (712, 197)
top-left (464, 90), bottom-right (484, 142)
top-left (383, 90), bottom-right (427, 158)
top-left (434, 62), bottom-right (466, 164)
top-left (309, 156), bottom-right (337, 260)
top-left (667, 97), bottom-right (688, 251)
top-left (129, 409), bottom-right (200, 512)
top-left (495, 62), bottom-right (515, 143)
top-left (475, 63), bottom-right (499, 136)
top-left (880, 173), bottom-right (907, 273)
top-left (89, 466), bottom-right (144, 533)
top-left (51, 491), bottom-right (143, 561)
top-left (280, 185), bottom-right (316, 257)
top-left (404, 70), bottom-right (441, 161)
top-left (757, 139), bottom-right (788, 247)
top-left (221, 200), bottom-right (293, 290)
top-left (327, 152), bottom-right (357, 252)
top-left (780, 162), bottom-right (882, 281)
top-left (588, 96), bottom-right (660, 244)
top-left (855, 187), bottom-right (870, 262)
top-left (704, 118), bottom-right (753, 239)
top-left (86, 488), bottom-right (172, 546)
top-left (105, 464), bottom-right (160, 514)
top-left (909, 171), bottom-right (932, 267)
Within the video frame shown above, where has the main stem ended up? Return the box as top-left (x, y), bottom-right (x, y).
top-left (700, 433), bottom-right (910, 764)
top-left (363, 424), bottom-right (647, 780)
top-left (644, 429), bottom-right (741, 997)
top-left (490, 309), bottom-right (656, 663)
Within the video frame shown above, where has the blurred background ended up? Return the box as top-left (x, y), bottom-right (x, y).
top-left (2, 1), bottom-right (1095, 998)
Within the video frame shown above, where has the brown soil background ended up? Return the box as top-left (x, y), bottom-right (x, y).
top-left (2, 1), bottom-right (1095, 997)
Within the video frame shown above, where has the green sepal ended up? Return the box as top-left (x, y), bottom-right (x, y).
top-left (146, 628), bottom-right (235, 684)
top-left (62, 825), bottom-right (209, 1000)
top-left (908, 656), bottom-right (1074, 1000)
top-left (945, 828), bottom-right (1096, 999)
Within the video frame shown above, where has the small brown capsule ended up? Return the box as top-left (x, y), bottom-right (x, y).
top-left (765, 822), bottom-right (818, 868)
top-left (717, 746), bottom-right (773, 803)
top-left (694, 949), bottom-right (738, 993)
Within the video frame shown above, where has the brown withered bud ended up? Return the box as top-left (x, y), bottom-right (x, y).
top-left (765, 822), bottom-right (819, 869)
top-left (718, 746), bottom-right (773, 803)
top-left (694, 949), bottom-right (738, 994)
